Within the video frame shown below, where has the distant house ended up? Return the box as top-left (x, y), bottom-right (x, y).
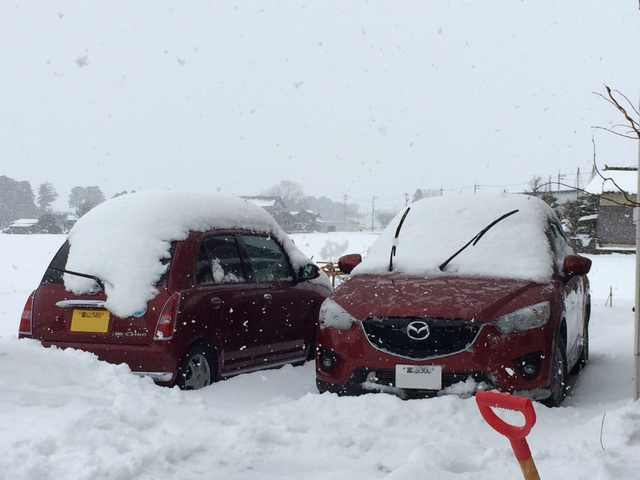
top-left (585, 167), bottom-right (637, 250)
top-left (63, 213), bottom-right (79, 233)
top-left (3, 218), bottom-right (39, 234)
top-left (240, 196), bottom-right (288, 215)
top-left (316, 220), bottom-right (361, 233)
top-left (289, 210), bottom-right (320, 233)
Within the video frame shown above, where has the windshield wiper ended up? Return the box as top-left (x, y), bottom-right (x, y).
top-left (438, 209), bottom-right (519, 272)
top-left (389, 207), bottom-right (411, 272)
top-left (49, 267), bottom-right (106, 291)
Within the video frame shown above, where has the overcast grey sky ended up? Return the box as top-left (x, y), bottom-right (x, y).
top-left (1, 1), bottom-right (638, 214)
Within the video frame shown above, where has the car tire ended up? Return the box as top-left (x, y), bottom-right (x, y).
top-left (542, 338), bottom-right (568, 407)
top-left (306, 330), bottom-right (317, 362)
top-left (176, 344), bottom-right (216, 390)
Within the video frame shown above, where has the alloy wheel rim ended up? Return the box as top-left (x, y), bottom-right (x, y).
top-left (184, 353), bottom-right (211, 389)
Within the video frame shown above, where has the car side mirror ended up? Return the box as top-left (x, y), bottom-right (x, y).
top-left (338, 253), bottom-right (362, 274)
top-left (563, 255), bottom-right (592, 276)
top-left (298, 264), bottom-right (320, 281)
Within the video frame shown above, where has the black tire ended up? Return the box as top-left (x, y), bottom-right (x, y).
top-left (306, 329), bottom-right (317, 362)
top-left (176, 344), bottom-right (216, 390)
top-left (542, 338), bottom-right (568, 407)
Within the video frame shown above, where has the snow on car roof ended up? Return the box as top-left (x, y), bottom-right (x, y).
top-left (64, 191), bottom-right (315, 317)
top-left (353, 193), bottom-right (561, 283)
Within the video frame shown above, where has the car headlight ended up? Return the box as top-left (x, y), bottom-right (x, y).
top-left (319, 298), bottom-right (358, 330)
top-left (493, 301), bottom-right (550, 334)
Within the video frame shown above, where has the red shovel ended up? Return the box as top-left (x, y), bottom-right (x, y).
top-left (476, 390), bottom-right (540, 480)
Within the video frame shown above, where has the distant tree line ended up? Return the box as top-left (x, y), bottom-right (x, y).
top-left (0, 175), bottom-right (108, 231)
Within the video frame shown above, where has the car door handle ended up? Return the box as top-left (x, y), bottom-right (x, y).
top-left (263, 293), bottom-right (273, 302)
top-left (211, 297), bottom-right (222, 308)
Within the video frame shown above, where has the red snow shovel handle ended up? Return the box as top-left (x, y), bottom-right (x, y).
top-left (476, 390), bottom-right (540, 480)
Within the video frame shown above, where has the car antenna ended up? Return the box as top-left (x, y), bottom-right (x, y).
top-left (438, 209), bottom-right (519, 272)
top-left (389, 207), bottom-right (411, 272)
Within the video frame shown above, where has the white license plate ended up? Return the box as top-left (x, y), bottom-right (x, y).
top-left (395, 365), bottom-right (442, 390)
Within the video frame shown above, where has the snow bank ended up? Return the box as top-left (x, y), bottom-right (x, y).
top-left (65, 191), bottom-right (314, 317)
top-left (0, 234), bottom-right (639, 479)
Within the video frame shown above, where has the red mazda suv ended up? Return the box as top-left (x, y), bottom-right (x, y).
top-left (316, 194), bottom-right (591, 406)
top-left (19, 191), bottom-right (331, 389)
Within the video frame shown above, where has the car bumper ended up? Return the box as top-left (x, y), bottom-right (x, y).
top-left (316, 321), bottom-right (555, 400)
top-left (39, 339), bottom-right (179, 386)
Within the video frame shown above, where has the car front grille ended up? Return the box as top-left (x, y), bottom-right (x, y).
top-left (361, 316), bottom-right (481, 359)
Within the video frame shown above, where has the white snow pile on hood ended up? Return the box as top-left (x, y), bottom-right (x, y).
top-left (353, 193), bottom-right (564, 283)
top-left (64, 190), bottom-right (315, 317)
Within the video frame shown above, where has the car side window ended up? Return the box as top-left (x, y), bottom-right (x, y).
top-left (548, 221), bottom-right (574, 272)
top-left (241, 235), bottom-right (293, 283)
top-left (196, 235), bottom-right (246, 285)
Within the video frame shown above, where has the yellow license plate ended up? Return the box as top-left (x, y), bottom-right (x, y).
top-left (71, 309), bottom-right (110, 333)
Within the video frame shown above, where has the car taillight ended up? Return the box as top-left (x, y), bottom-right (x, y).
top-left (19, 290), bottom-right (35, 336)
top-left (154, 293), bottom-right (180, 340)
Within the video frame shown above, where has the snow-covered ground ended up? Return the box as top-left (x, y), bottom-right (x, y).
top-left (1, 232), bottom-right (639, 479)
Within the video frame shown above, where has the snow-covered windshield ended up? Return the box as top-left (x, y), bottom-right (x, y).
top-left (64, 191), bottom-right (317, 317)
top-left (353, 194), bottom-right (562, 283)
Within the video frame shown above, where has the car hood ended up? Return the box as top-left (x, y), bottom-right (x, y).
top-left (332, 273), bottom-right (545, 323)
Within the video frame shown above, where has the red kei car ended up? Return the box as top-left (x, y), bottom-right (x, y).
top-left (19, 192), bottom-right (331, 389)
top-left (316, 194), bottom-right (591, 407)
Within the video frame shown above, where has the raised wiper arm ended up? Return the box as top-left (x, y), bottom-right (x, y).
top-left (438, 209), bottom-right (519, 272)
top-left (389, 207), bottom-right (411, 272)
top-left (49, 267), bottom-right (106, 291)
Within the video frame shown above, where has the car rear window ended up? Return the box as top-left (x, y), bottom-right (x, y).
top-left (41, 240), bottom-right (174, 286)
top-left (42, 241), bottom-right (70, 284)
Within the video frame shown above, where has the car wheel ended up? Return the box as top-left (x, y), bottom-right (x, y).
top-left (176, 345), bottom-right (216, 390)
top-left (306, 330), bottom-right (317, 362)
top-left (542, 338), bottom-right (567, 407)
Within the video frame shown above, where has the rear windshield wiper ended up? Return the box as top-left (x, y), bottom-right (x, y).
top-left (49, 267), bottom-right (106, 291)
top-left (438, 209), bottom-right (519, 272)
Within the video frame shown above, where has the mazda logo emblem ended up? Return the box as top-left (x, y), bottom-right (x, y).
top-left (407, 321), bottom-right (430, 341)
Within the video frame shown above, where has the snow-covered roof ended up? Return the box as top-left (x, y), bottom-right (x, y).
top-left (9, 219), bottom-right (38, 227)
top-left (353, 194), bottom-right (563, 284)
top-left (247, 198), bottom-right (277, 208)
top-left (65, 191), bottom-right (316, 317)
top-left (240, 196), bottom-right (286, 209)
top-left (585, 170), bottom-right (638, 195)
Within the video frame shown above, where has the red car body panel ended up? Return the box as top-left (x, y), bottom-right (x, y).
top-left (329, 274), bottom-right (546, 321)
top-left (22, 229), bottom-right (331, 386)
top-left (317, 269), bottom-right (589, 400)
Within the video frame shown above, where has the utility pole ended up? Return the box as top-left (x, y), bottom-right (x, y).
top-left (405, 193), bottom-right (409, 206)
top-left (371, 195), bottom-right (375, 233)
top-left (343, 195), bottom-right (347, 223)
top-left (557, 171), bottom-right (565, 191)
top-left (634, 2), bottom-right (640, 401)
top-left (635, 95), bottom-right (640, 401)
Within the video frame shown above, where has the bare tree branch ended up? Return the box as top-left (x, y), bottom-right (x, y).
top-left (591, 126), bottom-right (638, 140)
top-left (604, 85), bottom-right (640, 136)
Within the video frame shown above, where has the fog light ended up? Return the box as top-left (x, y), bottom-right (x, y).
top-left (318, 346), bottom-right (338, 373)
top-left (514, 351), bottom-right (543, 380)
top-left (366, 371), bottom-right (379, 384)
